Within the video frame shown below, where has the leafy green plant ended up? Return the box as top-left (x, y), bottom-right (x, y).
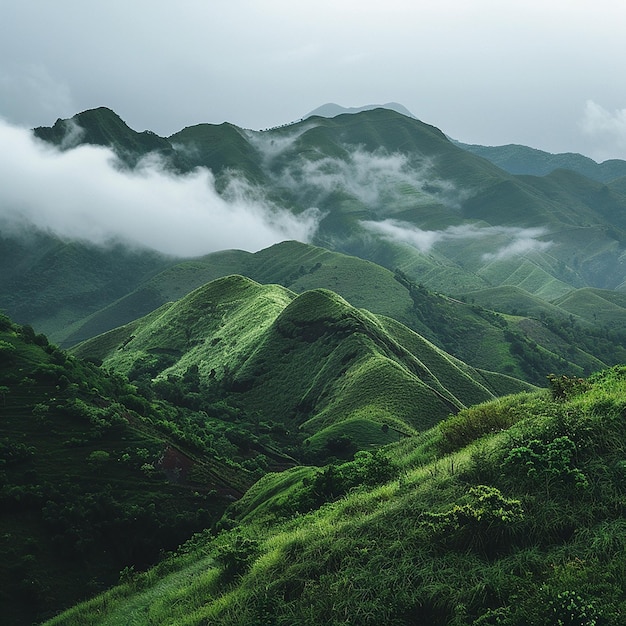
top-left (547, 373), bottom-right (591, 401)
top-left (421, 485), bottom-right (524, 554)
top-left (438, 398), bottom-right (522, 452)
top-left (503, 436), bottom-right (588, 493)
top-left (548, 590), bottom-right (601, 626)
top-left (216, 531), bottom-right (259, 581)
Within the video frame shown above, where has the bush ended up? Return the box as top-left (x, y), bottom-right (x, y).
top-left (547, 374), bottom-right (590, 401)
top-left (502, 436), bottom-right (588, 492)
top-left (216, 531), bottom-right (259, 581)
top-left (421, 485), bottom-right (524, 555)
top-left (438, 400), bottom-right (519, 452)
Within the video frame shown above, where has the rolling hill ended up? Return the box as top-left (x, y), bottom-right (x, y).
top-left (72, 275), bottom-right (532, 455)
top-left (41, 364), bottom-right (626, 626)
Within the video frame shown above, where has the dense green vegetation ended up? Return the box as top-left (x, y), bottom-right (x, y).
top-left (0, 314), bottom-right (262, 624)
top-left (4, 104), bottom-right (626, 625)
top-left (42, 366), bottom-right (626, 625)
top-left (71, 275), bottom-right (533, 455)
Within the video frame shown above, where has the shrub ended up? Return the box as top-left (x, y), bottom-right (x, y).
top-left (216, 531), bottom-right (259, 581)
top-left (502, 436), bottom-right (588, 492)
top-left (438, 400), bottom-right (518, 452)
top-left (421, 485), bottom-right (524, 555)
top-left (547, 374), bottom-right (590, 401)
top-left (88, 450), bottom-right (110, 463)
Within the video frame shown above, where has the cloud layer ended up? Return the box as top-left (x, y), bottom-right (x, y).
top-left (361, 220), bottom-right (552, 260)
top-left (0, 119), bottom-right (320, 257)
top-left (274, 146), bottom-right (469, 211)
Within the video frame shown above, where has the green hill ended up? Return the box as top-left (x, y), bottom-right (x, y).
top-left (457, 140), bottom-right (626, 182)
top-left (63, 240), bottom-right (618, 386)
top-left (553, 287), bottom-right (626, 330)
top-left (0, 230), bottom-right (176, 344)
top-left (167, 123), bottom-right (266, 185)
top-left (4, 105), bottom-right (625, 387)
top-left (42, 365), bottom-right (626, 626)
top-left (72, 275), bottom-right (532, 455)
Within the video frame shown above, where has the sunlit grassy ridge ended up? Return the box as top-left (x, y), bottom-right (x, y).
top-left (45, 365), bottom-right (626, 625)
top-left (60, 239), bottom-right (623, 388)
top-left (73, 276), bottom-right (533, 453)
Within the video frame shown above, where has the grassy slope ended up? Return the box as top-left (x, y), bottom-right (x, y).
top-left (0, 232), bottom-right (175, 344)
top-left (553, 287), bottom-right (626, 329)
top-left (44, 365), bottom-right (626, 626)
top-left (72, 276), bottom-right (533, 454)
top-left (63, 240), bottom-right (611, 386)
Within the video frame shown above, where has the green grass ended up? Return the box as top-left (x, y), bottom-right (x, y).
top-left (44, 365), bottom-right (626, 625)
top-left (74, 277), bottom-right (526, 460)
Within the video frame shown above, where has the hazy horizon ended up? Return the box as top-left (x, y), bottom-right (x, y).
top-left (3, 1), bottom-right (626, 162)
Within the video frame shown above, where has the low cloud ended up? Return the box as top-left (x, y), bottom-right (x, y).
top-left (361, 219), bottom-right (552, 259)
top-left (245, 124), bottom-right (318, 165)
top-left (0, 119), bottom-right (321, 257)
top-left (481, 231), bottom-right (552, 261)
top-left (580, 100), bottom-right (626, 161)
top-left (277, 147), bottom-right (470, 211)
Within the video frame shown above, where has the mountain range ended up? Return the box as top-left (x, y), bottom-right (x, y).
top-left (3, 103), bottom-right (626, 624)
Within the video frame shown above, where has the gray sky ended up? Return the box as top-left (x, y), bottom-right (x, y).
top-left (2, 0), bottom-right (626, 161)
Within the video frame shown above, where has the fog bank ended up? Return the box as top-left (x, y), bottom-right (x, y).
top-left (0, 119), bottom-right (321, 257)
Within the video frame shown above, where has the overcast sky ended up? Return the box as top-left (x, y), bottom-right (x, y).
top-left (2, 0), bottom-right (626, 162)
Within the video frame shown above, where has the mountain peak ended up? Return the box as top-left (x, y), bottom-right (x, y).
top-left (304, 102), bottom-right (416, 120)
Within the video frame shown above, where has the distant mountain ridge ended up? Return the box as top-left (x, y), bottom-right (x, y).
top-left (456, 139), bottom-right (626, 183)
top-left (4, 104), bottom-right (626, 382)
top-left (304, 102), bottom-right (417, 119)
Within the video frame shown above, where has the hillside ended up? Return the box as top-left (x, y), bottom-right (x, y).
top-left (0, 314), bottom-right (258, 625)
top-left (57, 240), bottom-right (622, 388)
top-left (5, 103), bottom-right (626, 626)
top-left (42, 365), bottom-right (626, 625)
top-left (0, 230), bottom-right (616, 391)
top-left (0, 229), bottom-right (176, 343)
top-left (72, 275), bottom-right (532, 456)
top-left (28, 106), bottom-right (626, 301)
top-left (457, 139), bottom-right (626, 182)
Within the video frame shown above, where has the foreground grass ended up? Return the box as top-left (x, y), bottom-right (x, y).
top-left (45, 366), bottom-right (626, 625)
